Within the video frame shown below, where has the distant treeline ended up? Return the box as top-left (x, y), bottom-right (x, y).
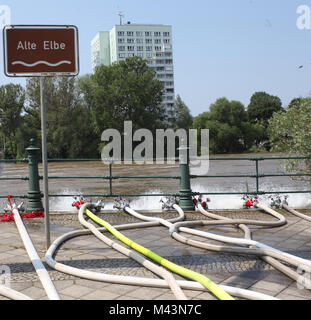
top-left (0, 57), bottom-right (309, 161)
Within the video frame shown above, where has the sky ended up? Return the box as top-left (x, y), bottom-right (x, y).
top-left (0, 0), bottom-right (310, 116)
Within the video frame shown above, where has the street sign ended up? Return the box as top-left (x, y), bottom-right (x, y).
top-left (2, 25), bottom-right (79, 249)
top-left (3, 25), bottom-right (79, 77)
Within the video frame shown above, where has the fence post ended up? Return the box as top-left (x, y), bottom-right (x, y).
top-left (178, 138), bottom-right (195, 211)
top-left (26, 138), bottom-right (44, 212)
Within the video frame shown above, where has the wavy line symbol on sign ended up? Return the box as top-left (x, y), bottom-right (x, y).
top-left (11, 60), bottom-right (72, 67)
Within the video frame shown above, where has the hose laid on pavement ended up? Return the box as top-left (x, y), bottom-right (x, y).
top-left (281, 204), bottom-right (311, 222)
top-left (0, 284), bottom-right (33, 300)
top-left (45, 216), bottom-right (278, 300)
top-left (12, 204), bottom-right (60, 300)
top-left (186, 203), bottom-right (311, 287)
top-left (124, 203), bottom-right (311, 269)
top-left (79, 203), bottom-right (187, 300)
top-left (83, 204), bottom-right (234, 300)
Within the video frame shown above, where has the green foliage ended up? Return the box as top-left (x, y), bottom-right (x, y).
top-left (247, 91), bottom-right (283, 126)
top-left (0, 84), bottom-right (25, 158)
top-left (269, 99), bottom-right (311, 180)
top-left (288, 97), bottom-right (311, 109)
top-left (24, 77), bottom-right (99, 158)
top-left (173, 95), bottom-right (193, 130)
top-left (193, 98), bottom-right (264, 154)
top-left (81, 57), bottom-right (165, 135)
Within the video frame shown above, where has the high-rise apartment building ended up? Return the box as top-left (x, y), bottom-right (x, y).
top-left (91, 23), bottom-right (175, 120)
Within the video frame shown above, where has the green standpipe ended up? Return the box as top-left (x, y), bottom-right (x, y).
top-left (26, 139), bottom-right (44, 212)
top-left (178, 139), bottom-right (195, 211)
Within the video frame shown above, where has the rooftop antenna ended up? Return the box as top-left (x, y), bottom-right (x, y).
top-left (118, 11), bottom-right (125, 25)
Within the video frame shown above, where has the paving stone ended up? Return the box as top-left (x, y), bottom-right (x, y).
top-left (59, 284), bottom-right (94, 299)
top-left (11, 281), bottom-right (33, 291)
top-left (249, 280), bottom-right (288, 294)
top-left (125, 287), bottom-right (166, 300)
top-left (74, 279), bottom-right (111, 289)
top-left (116, 295), bottom-right (141, 300)
top-left (82, 289), bottom-right (120, 300)
top-left (20, 286), bottom-right (47, 299)
top-left (0, 252), bottom-right (14, 260)
top-left (221, 275), bottom-right (258, 288)
top-left (193, 291), bottom-right (218, 300)
top-left (276, 293), bottom-right (308, 300)
top-left (281, 284), bottom-right (311, 299)
top-left (261, 271), bottom-right (294, 286)
top-left (154, 293), bottom-right (177, 300)
top-left (103, 283), bottom-right (141, 295)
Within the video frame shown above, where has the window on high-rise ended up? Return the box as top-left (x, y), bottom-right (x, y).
top-left (118, 31), bottom-right (125, 36)
top-left (127, 38), bottom-right (134, 43)
top-left (136, 31), bottom-right (143, 36)
top-left (118, 46), bottom-right (125, 51)
top-left (137, 38), bottom-right (143, 43)
top-left (155, 39), bottom-right (162, 44)
top-left (127, 31), bottom-right (134, 36)
top-left (145, 39), bottom-right (152, 44)
top-left (154, 32), bottom-right (161, 37)
top-left (164, 39), bottom-right (170, 44)
top-left (118, 38), bottom-right (125, 43)
top-left (146, 46), bottom-right (152, 51)
top-left (166, 81), bottom-right (174, 86)
top-left (155, 46), bottom-right (162, 51)
top-left (128, 46), bottom-right (135, 51)
top-left (145, 31), bottom-right (151, 36)
top-left (163, 32), bottom-right (170, 37)
top-left (137, 46), bottom-right (144, 51)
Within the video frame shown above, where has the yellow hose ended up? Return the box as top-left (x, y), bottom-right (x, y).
top-left (85, 208), bottom-right (234, 300)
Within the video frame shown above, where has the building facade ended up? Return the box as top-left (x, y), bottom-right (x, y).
top-left (91, 24), bottom-right (175, 121)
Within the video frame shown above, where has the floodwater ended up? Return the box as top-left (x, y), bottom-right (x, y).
top-left (0, 153), bottom-right (310, 211)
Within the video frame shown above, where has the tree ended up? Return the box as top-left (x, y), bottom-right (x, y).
top-left (193, 97), bottom-right (266, 154)
top-left (269, 99), bottom-right (311, 180)
top-left (173, 95), bottom-right (193, 130)
top-left (247, 91), bottom-right (283, 126)
top-left (81, 57), bottom-right (165, 136)
top-left (24, 76), bottom-right (98, 158)
top-left (288, 97), bottom-right (311, 109)
top-left (0, 84), bottom-right (25, 158)
top-left (193, 98), bottom-right (251, 153)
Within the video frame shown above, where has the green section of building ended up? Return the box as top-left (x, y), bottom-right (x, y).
top-left (91, 31), bottom-right (111, 68)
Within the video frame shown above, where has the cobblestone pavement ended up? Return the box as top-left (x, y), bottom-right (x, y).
top-left (1, 209), bottom-right (311, 300)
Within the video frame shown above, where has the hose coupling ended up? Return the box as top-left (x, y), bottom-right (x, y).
top-left (92, 199), bottom-right (105, 212)
top-left (113, 197), bottom-right (130, 211)
top-left (169, 227), bottom-right (177, 238)
top-left (160, 197), bottom-right (178, 210)
top-left (281, 195), bottom-right (289, 207)
top-left (243, 195), bottom-right (259, 209)
top-left (269, 195), bottom-right (282, 208)
top-left (193, 195), bottom-right (210, 209)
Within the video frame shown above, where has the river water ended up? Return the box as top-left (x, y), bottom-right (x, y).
top-left (0, 153), bottom-right (310, 211)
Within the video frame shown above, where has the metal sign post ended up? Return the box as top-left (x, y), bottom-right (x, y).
top-left (3, 25), bottom-right (79, 249)
top-left (40, 76), bottom-right (50, 248)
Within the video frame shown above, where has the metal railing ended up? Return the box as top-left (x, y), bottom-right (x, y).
top-left (1, 140), bottom-right (311, 211)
